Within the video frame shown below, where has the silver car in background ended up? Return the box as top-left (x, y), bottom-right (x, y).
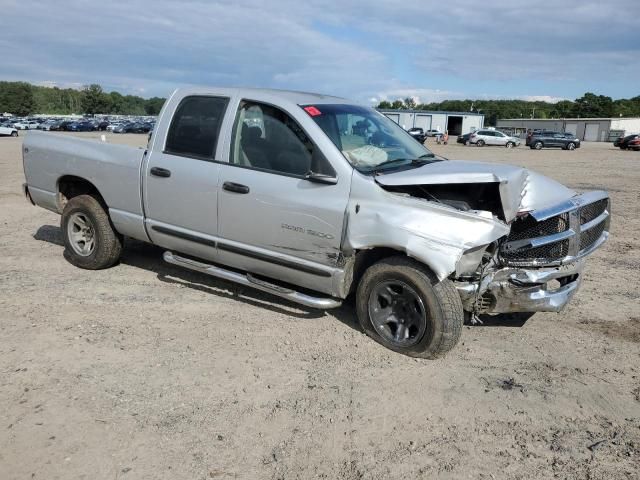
top-left (469, 129), bottom-right (520, 148)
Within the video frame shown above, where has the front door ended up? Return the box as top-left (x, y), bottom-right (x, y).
top-left (216, 100), bottom-right (351, 295)
top-left (143, 95), bottom-right (229, 262)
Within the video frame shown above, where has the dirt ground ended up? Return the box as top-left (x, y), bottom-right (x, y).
top-left (1, 131), bottom-right (638, 480)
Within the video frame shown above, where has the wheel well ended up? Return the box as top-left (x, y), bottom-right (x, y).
top-left (57, 176), bottom-right (105, 212)
top-left (349, 247), bottom-right (406, 295)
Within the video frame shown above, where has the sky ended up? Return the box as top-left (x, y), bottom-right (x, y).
top-left (0, 0), bottom-right (638, 104)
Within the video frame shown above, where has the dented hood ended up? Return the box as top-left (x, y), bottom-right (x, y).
top-left (374, 160), bottom-right (575, 222)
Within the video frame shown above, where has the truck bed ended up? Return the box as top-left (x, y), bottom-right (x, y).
top-left (23, 131), bottom-right (148, 241)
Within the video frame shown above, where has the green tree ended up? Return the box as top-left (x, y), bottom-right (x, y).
top-left (403, 97), bottom-right (417, 109)
top-left (0, 81), bottom-right (36, 116)
top-left (144, 97), bottom-right (165, 115)
top-left (390, 99), bottom-right (404, 109)
top-left (81, 84), bottom-right (111, 115)
top-left (573, 92), bottom-right (613, 118)
top-left (377, 100), bottom-right (392, 109)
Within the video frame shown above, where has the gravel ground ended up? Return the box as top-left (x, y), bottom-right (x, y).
top-left (1, 132), bottom-right (639, 479)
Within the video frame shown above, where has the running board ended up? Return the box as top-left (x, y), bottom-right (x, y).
top-left (162, 251), bottom-right (342, 309)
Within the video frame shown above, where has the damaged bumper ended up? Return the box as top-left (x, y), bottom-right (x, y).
top-left (455, 260), bottom-right (584, 313)
top-left (455, 190), bottom-right (610, 315)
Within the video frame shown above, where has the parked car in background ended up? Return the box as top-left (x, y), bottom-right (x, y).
top-left (425, 129), bottom-right (441, 137)
top-left (457, 133), bottom-right (472, 144)
top-left (626, 137), bottom-right (640, 151)
top-left (615, 134), bottom-right (639, 150)
top-left (407, 127), bottom-right (426, 143)
top-left (529, 131), bottom-right (580, 150)
top-left (469, 129), bottom-right (520, 148)
top-left (0, 125), bottom-right (18, 137)
top-left (67, 121), bottom-right (95, 132)
top-left (526, 129), bottom-right (553, 146)
top-left (14, 121), bottom-right (38, 130)
top-left (40, 120), bottom-right (61, 131)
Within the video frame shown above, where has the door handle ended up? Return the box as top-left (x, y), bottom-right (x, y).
top-left (223, 181), bottom-right (250, 194)
top-left (150, 167), bottom-right (171, 178)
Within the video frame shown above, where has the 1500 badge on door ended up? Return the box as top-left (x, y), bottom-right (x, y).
top-left (281, 223), bottom-right (335, 240)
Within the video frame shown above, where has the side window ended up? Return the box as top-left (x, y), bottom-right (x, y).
top-left (231, 101), bottom-right (332, 177)
top-left (165, 96), bottom-right (229, 159)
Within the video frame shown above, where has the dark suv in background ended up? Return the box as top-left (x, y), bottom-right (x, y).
top-left (614, 133), bottom-right (640, 150)
top-left (529, 131), bottom-right (580, 150)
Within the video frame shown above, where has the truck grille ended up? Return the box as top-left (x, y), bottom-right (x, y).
top-left (500, 193), bottom-right (610, 266)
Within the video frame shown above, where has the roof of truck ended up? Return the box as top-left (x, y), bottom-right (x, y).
top-left (171, 86), bottom-right (355, 106)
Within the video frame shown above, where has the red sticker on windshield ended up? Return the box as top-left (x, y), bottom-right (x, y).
top-left (304, 106), bottom-right (322, 116)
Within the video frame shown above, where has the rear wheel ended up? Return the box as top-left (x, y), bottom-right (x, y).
top-left (61, 194), bottom-right (123, 269)
top-left (534, 141), bottom-right (543, 150)
top-left (356, 256), bottom-right (464, 358)
top-left (476, 139), bottom-right (485, 147)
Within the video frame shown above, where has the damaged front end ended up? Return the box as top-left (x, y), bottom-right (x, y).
top-left (456, 190), bottom-right (610, 316)
top-left (350, 160), bottom-right (610, 317)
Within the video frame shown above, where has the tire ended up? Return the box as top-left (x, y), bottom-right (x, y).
top-left (61, 194), bottom-right (123, 270)
top-left (355, 256), bottom-right (464, 358)
top-left (11, 131), bottom-right (18, 137)
top-left (566, 142), bottom-right (576, 150)
top-left (533, 141), bottom-right (543, 150)
top-left (476, 140), bottom-right (485, 147)
top-left (506, 141), bottom-right (515, 148)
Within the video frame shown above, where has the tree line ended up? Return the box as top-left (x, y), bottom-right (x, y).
top-left (377, 93), bottom-right (640, 126)
top-left (0, 81), bottom-right (166, 116)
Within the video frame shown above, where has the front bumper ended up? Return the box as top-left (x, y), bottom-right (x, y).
top-left (456, 260), bottom-right (584, 313)
top-left (455, 190), bottom-right (610, 314)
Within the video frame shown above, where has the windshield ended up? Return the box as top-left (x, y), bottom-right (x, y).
top-left (302, 104), bottom-right (437, 173)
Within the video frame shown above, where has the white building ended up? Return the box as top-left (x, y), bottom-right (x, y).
top-left (377, 109), bottom-right (485, 136)
top-left (496, 117), bottom-right (640, 142)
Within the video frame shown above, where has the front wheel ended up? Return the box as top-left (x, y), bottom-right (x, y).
top-left (506, 141), bottom-right (515, 148)
top-left (566, 142), bottom-right (576, 150)
top-left (61, 195), bottom-right (123, 269)
top-left (356, 256), bottom-right (464, 358)
top-left (11, 131), bottom-right (18, 137)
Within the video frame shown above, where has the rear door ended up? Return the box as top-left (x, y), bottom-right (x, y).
top-left (143, 94), bottom-right (230, 263)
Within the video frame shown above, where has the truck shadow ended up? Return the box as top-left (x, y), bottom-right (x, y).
top-left (33, 224), bottom-right (360, 328)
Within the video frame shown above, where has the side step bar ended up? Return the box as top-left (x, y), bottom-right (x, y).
top-left (162, 251), bottom-right (342, 310)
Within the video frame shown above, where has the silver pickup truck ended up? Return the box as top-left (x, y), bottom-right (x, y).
top-left (22, 87), bottom-right (610, 358)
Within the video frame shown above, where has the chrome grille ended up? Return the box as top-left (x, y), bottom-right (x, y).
top-left (507, 213), bottom-right (569, 242)
top-left (580, 220), bottom-right (606, 251)
top-left (502, 238), bottom-right (570, 263)
top-left (580, 198), bottom-right (608, 225)
top-left (500, 192), bottom-right (609, 267)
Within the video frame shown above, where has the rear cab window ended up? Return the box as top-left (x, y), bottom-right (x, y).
top-left (165, 95), bottom-right (229, 160)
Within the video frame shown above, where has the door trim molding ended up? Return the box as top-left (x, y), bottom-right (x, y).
top-left (150, 225), bottom-right (332, 278)
top-left (151, 225), bottom-right (217, 248)
top-left (217, 243), bottom-right (332, 278)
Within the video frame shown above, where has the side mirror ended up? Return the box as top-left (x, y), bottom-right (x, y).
top-left (305, 148), bottom-right (337, 184)
top-left (304, 171), bottom-right (338, 185)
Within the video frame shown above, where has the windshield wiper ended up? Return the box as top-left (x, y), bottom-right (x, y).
top-left (371, 155), bottom-right (434, 174)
